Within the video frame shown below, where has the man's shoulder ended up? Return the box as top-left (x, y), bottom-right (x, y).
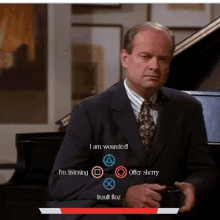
top-left (161, 87), bottom-right (202, 107)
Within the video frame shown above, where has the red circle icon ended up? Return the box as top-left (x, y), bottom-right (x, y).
top-left (115, 166), bottom-right (127, 178)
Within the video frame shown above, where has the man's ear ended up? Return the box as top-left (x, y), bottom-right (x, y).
top-left (121, 49), bottom-right (129, 69)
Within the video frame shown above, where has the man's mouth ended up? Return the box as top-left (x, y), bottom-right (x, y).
top-left (143, 75), bottom-right (160, 80)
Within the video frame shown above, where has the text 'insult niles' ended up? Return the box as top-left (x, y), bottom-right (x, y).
top-left (97, 194), bottom-right (121, 200)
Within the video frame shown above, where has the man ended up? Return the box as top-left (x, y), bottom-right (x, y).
top-left (49, 22), bottom-right (218, 220)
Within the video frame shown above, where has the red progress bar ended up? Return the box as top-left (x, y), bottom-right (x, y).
top-left (60, 208), bottom-right (158, 214)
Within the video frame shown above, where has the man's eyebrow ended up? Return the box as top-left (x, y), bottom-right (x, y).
top-left (139, 52), bottom-right (170, 57)
top-left (138, 52), bottom-right (151, 55)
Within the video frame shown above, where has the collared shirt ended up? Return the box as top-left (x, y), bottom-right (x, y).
top-left (124, 79), bottom-right (159, 124)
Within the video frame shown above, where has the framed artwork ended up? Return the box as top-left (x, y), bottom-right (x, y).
top-left (0, 4), bottom-right (48, 124)
top-left (0, 4), bottom-right (47, 91)
top-left (149, 4), bottom-right (211, 28)
top-left (71, 23), bottom-right (122, 107)
top-left (72, 4), bottom-right (121, 8)
top-left (72, 61), bottom-right (98, 99)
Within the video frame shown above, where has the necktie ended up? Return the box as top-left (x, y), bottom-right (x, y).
top-left (138, 99), bottom-right (156, 154)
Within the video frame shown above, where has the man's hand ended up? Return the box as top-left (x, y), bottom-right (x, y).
top-left (174, 181), bottom-right (195, 212)
top-left (124, 183), bottom-right (166, 208)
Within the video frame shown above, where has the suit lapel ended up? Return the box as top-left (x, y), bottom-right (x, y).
top-left (146, 88), bottom-right (178, 167)
top-left (111, 81), bottom-right (147, 167)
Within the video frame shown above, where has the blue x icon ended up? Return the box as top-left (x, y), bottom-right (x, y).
top-left (103, 178), bottom-right (115, 190)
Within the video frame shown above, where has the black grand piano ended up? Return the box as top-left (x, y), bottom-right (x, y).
top-left (1, 17), bottom-right (220, 219)
top-left (0, 132), bottom-right (65, 219)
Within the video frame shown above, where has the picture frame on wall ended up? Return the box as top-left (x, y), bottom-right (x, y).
top-left (0, 4), bottom-right (48, 124)
top-left (71, 23), bottom-right (122, 107)
top-left (0, 4), bottom-right (47, 91)
top-left (150, 4), bottom-right (211, 28)
top-left (72, 4), bottom-right (121, 8)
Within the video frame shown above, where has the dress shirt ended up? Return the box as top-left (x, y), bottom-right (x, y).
top-left (124, 79), bottom-right (158, 124)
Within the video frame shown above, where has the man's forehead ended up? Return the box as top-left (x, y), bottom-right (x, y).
top-left (134, 27), bottom-right (172, 44)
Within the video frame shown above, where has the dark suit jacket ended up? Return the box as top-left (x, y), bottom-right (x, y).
top-left (49, 81), bottom-right (218, 220)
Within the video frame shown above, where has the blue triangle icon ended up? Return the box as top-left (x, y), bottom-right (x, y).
top-left (106, 157), bottom-right (113, 164)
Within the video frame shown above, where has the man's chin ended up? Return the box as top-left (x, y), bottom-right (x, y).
top-left (142, 83), bottom-right (162, 90)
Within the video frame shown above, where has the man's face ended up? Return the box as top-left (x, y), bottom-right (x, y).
top-left (121, 29), bottom-right (173, 97)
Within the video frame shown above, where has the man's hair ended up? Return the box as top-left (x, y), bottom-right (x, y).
top-left (123, 22), bottom-right (175, 55)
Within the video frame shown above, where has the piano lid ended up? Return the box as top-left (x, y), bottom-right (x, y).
top-left (174, 17), bottom-right (220, 57)
top-left (166, 16), bottom-right (220, 91)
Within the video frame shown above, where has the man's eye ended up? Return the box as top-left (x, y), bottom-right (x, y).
top-left (141, 55), bottom-right (151, 59)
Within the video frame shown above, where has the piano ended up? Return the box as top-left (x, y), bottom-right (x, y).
top-left (0, 132), bottom-right (65, 219)
top-left (1, 17), bottom-right (220, 219)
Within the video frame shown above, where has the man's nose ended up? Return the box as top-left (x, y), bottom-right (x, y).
top-left (148, 57), bottom-right (159, 70)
